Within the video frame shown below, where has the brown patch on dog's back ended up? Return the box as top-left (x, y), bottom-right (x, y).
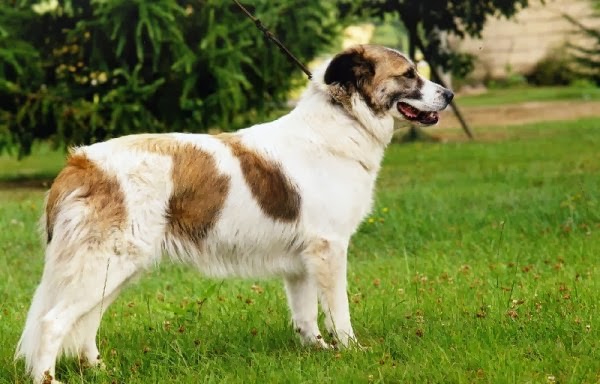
top-left (219, 134), bottom-right (301, 222)
top-left (167, 145), bottom-right (230, 246)
top-left (127, 136), bottom-right (230, 246)
top-left (121, 134), bottom-right (185, 155)
top-left (46, 152), bottom-right (125, 243)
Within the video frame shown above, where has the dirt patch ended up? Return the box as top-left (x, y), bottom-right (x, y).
top-left (439, 101), bottom-right (600, 129)
top-left (410, 100), bottom-right (600, 142)
top-left (437, 100), bottom-right (600, 131)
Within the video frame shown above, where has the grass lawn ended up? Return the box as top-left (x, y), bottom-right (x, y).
top-left (0, 143), bottom-right (65, 183)
top-left (1, 118), bottom-right (599, 383)
top-left (458, 86), bottom-right (600, 107)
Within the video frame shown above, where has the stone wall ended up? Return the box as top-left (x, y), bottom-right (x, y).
top-left (451, 0), bottom-right (600, 80)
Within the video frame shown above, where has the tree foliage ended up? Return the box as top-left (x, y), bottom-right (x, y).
top-left (0, 0), bottom-right (342, 157)
top-left (564, 12), bottom-right (600, 85)
top-left (347, 0), bottom-right (530, 77)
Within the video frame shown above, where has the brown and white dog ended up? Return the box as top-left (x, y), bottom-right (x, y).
top-left (16, 45), bottom-right (453, 383)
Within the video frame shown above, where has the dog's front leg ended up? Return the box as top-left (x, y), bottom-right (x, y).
top-left (284, 274), bottom-right (329, 348)
top-left (303, 238), bottom-right (357, 348)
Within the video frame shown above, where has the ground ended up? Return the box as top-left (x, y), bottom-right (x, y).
top-left (436, 100), bottom-right (600, 138)
top-left (427, 86), bottom-right (600, 141)
top-left (0, 87), bottom-right (599, 383)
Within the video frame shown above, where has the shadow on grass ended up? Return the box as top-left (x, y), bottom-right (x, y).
top-left (0, 176), bottom-right (55, 190)
top-left (0, 143), bottom-right (65, 189)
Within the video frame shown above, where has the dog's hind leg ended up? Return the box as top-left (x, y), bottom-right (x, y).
top-left (302, 237), bottom-right (357, 348)
top-left (61, 286), bottom-right (123, 368)
top-left (15, 278), bottom-right (56, 379)
top-left (284, 273), bottom-right (328, 348)
top-left (18, 249), bottom-right (143, 384)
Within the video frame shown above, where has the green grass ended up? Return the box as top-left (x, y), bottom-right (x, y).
top-left (0, 143), bottom-right (65, 183)
top-left (458, 86), bottom-right (600, 107)
top-left (1, 118), bottom-right (599, 383)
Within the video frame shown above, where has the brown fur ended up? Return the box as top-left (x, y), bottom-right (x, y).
top-left (127, 136), bottom-right (231, 247)
top-left (326, 45), bottom-right (419, 115)
top-left (361, 45), bottom-right (413, 89)
top-left (219, 134), bottom-right (301, 222)
top-left (46, 152), bottom-right (125, 243)
top-left (359, 46), bottom-right (418, 115)
top-left (119, 134), bottom-right (186, 155)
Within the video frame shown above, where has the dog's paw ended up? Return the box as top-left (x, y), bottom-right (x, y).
top-left (39, 371), bottom-right (63, 384)
top-left (80, 355), bottom-right (106, 370)
top-left (301, 334), bottom-right (331, 349)
top-left (92, 359), bottom-right (107, 370)
top-left (328, 332), bottom-right (364, 350)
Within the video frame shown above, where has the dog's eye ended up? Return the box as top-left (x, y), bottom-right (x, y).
top-left (403, 68), bottom-right (416, 79)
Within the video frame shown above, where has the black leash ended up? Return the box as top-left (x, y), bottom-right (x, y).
top-left (232, 0), bottom-right (312, 79)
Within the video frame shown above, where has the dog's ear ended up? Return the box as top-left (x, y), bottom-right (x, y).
top-left (324, 48), bottom-right (374, 90)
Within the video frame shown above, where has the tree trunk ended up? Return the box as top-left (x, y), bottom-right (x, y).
top-left (402, 21), bottom-right (432, 142)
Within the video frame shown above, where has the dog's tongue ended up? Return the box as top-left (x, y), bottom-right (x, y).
top-left (397, 103), bottom-right (420, 119)
top-left (397, 102), bottom-right (439, 125)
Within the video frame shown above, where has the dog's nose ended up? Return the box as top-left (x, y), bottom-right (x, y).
top-left (443, 89), bottom-right (454, 103)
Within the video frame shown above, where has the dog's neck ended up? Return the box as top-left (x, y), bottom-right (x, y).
top-left (292, 78), bottom-right (394, 174)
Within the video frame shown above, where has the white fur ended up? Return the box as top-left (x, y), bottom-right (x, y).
top-left (16, 46), bottom-right (451, 383)
top-left (403, 78), bottom-right (450, 112)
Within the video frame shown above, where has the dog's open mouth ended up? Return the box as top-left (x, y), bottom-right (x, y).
top-left (397, 102), bottom-right (439, 125)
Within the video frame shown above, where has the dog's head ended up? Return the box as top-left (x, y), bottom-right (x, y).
top-left (323, 45), bottom-right (453, 126)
